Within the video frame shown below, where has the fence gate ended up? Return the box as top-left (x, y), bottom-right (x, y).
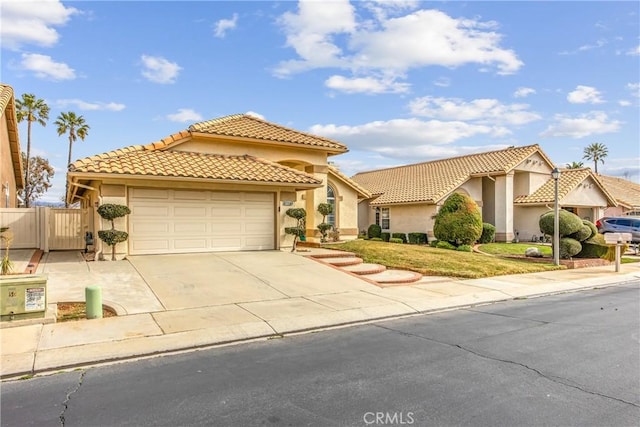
top-left (48, 208), bottom-right (87, 250)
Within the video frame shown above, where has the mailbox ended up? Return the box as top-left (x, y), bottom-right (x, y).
top-left (0, 274), bottom-right (47, 321)
top-left (604, 233), bottom-right (632, 244)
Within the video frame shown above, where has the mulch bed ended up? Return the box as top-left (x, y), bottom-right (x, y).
top-left (57, 302), bottom-right (117, 322)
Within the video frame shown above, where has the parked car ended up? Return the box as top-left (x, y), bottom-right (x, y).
top-left (595, 217), bottom-right (640, 243)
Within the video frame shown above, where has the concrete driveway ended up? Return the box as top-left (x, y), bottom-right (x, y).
top-left (127, 251), bottom-right (373, 311)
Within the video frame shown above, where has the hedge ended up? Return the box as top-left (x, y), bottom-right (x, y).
top-left (392, 232), bottom-right (407, 243)
top-left (408, 232), bottom-right (428, 245)
top-left (368, 224), bottom-right (382, 239)
top-left (381, 232), bottom-right (391, 242)
top-left (389, 238), bottom-right (403, 244)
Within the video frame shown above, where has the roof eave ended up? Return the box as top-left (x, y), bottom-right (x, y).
top-left (190, 132), bottom-right (348, 155)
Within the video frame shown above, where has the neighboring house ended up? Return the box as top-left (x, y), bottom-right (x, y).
top-left (597, 175), bottom-right (640, 217)
top-left (352, 145), bottom-right (617, 243)
top-left (0, 83), bottom-right (24, 208)
top-left (67, 114), bottom-right (369, 258)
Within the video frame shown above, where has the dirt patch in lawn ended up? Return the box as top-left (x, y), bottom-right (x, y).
top-left (57, 302), bottom-right (117, 322)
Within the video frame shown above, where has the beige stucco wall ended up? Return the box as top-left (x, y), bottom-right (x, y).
top-left (329, 177), bottom-right (359, 239)
top-left (514, 206), bottom-right (549, 242)
top-left (177, 138), bottom-right (327, 166)
top-left (494, 172), bottom-right (515, 242)
top-left (562, 177), bottom-right (609, 208)
top-left (458, 178), bottom-right (483, 202)
top-left (0, 115), bottom-right (18, 207)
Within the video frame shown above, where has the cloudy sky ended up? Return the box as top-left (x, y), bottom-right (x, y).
top-left (2, 0), bottom-right (639, 204)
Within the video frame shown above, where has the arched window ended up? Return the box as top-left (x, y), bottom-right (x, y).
top-left (327, 184), bottom-right (336, 225)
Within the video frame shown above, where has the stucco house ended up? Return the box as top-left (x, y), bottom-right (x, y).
top-left (597, 175), bottom-right (640, 217)
top-left (0, 83), bottom-right (24, 208)
top-left (352, 144), bottom-right (617, 243)
top-left (67, 114), bottom-right (369, 258)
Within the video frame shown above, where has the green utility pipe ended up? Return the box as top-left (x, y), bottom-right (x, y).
top-left (85, 286), bottom-right (103, 319)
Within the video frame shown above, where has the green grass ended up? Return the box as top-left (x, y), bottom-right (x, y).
top-left (325, 240), bottom-right (562, 279)
top-left (478, 243), bottom-right (552, 256)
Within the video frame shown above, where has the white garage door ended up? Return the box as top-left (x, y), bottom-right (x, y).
top-left (129, 188), bottom-right (275, 255)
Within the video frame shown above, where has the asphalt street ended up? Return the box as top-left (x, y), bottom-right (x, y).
top-left (2, 281), bottom-right (639, 427)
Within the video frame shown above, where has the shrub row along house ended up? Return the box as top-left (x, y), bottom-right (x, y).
top-left (351, 144), bottom-right (618, 243)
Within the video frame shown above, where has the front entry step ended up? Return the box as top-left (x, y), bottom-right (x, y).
top-left (319, 256), bottom-right (363, 267)
top-left (341, 263), bottom-right (386, 275)
top-left (363, 269), bottom-right (423, 285)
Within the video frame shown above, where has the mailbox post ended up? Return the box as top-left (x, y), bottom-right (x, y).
top-left (604, 232), bottom-right (632, 272)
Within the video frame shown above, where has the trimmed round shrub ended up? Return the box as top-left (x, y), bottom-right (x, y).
top-left (478, 223), bottom-right (496, 244)
top-left (368, 224), bottom-right (382, 239)
top-left (539, 210), bottom-right (583, 236)
top-left (583, 220), bottom-right (598, 240)
top-left (408, 232), bottom-right (427, 245)
top-left (433, 193), bottom-right (483, 245)
top-left (456, 244), bottom-right (472, 252)
top-left (380, 232), bottom-right (391, 242)
top-left (559, 237), bottom-right (582, 259)
top-left (97, 204), bottom-right (131, 221)
top-left (317, 203), bottom-right (333, 217)
top-left (436, 241), bottom-right (456, 250)
top-left (389, 238), bottom-right (403, 244)
top-left (392, 232), bottom-right (407, 243)
top-left (569, 224), bottom-right (593, 242)
top-left (370, 237), bottom-right (383, 241)
top-left (97, 230), bottom-right (128, 247)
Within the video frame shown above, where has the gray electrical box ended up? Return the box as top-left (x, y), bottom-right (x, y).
top-left (0, 275), bottom-right (47, 321)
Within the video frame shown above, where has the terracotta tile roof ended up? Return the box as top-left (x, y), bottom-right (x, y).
top-left (0, 83), bottom-right (24, 189)
top-left (70, 147), bottom-right (322, 185)
top-left (184, 114), bottom-right (348, 153)
top-left (514, 168), bottom-right (617, 206)
top-left (596, 175), bottom-right (640, 209)
top-left (352, 144), bottom-right (548, 205)
top-left (327, 165), bottom-right (371, 199)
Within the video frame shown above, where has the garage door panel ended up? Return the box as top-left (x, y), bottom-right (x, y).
top-left (129, 189), bottom-right (274, 255)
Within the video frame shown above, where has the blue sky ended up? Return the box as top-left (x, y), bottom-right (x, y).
top-left (2, 0), bottom-right (639, 204)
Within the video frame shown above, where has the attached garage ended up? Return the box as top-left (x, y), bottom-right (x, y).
top-left (129, 188), bottom-right (275, 255)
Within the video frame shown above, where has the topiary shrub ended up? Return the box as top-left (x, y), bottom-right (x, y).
top-left (436, 241), bottom-right (456, 250)
top-left (456, 244), bottom-right (472, 252)
top-left (316, 203), bottom-right (334, 242)
top-left (559, 237), bottom-right (582, 259)
top-left (381, 232), bottom-right (391, 242)
top-left (389, 238), bottom-right (403, 244)
top-left (583, 220), bottom-right (598, 240)
top-left (539, 210), bottom-right (583, 237)
top-left (97, 203), bottom-right (131, 261)
top-left (575, 234), bottom-right (608, 258)
top-left (478, 223), bottom-right (496, 244)
top-left (569, 223), bottom-right (593, 242)
top-left (408, 232), bottom-right (427, 245)
top-left (368, 224), bottom-right (382, 239)
top-left (285, 208), bottom-right (306, 252)
top-left (433, 193), bottom-right (482, 245)
top-left (392, 232), bottom-right (407, 243)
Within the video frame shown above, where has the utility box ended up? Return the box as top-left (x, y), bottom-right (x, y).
top-left (0, 275), bottom-right (48, 321)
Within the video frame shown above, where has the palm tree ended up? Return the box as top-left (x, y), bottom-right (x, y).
top-left (565, 161), bottom-right (584, 169)
top-left (582, 142), bottom-right (608, 174)
top-left (15, 94), bottom-right (50, 207)
top-left (55, 111), bottom-right (90, 207)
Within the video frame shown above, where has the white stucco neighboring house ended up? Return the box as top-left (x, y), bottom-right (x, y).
top-left (352, 145), bottom-right (617, 242)
top-left (67, 114), bottom-right (369, 258)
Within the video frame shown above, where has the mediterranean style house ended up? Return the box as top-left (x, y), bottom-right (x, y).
top-left (67, 114), bottom-right (369, 258)
top-left (0, 83), bottom-right (24, 208)
top-left (352, 144), bottom-right (618, 243)
top-left (597, 175), bottom-right (640, 217)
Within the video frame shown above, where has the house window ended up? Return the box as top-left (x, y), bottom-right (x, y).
top-left (381, 207), bottom-right (390, 230)
top-left (327, 184), bottom-right (336, 226)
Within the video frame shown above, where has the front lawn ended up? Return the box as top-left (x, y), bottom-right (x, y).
top-left (325, 240), bottom-right (563, 279)
top-left (478, 243), bottom-right (552, 256)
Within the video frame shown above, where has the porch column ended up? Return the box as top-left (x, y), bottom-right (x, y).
top-left (494, 172), bottom-right (515, 242)
top-left (304, 165), bottom-right (328, 242)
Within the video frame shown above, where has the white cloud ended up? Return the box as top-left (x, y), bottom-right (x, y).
top-left (408, 96), bottom-right (541, 126)
top-left (325, 75), bottom-right (410, 94)
top-left (0, 0), bottom-right (79, 49)
top-left (140, 55), bottom-right (182, 84)
top-left (540, 111), bottom-right (621, 139)
top-left (567, 85), bottom-right (604, 104)
top-left (245, 111), bottom-right (265, 120)
top-left (433, 77), bottom-right (451, 87)
top-left (627, 82), bottom-right (640, 98)
top-left (56, 99), bottom-right (125, 111)
top-left (310, 118), bottom-right (509, 157)
top-left (514, 87), bottom-right (536, 98)
top-left (19, 53), bottom-right (75, 80)
top-left (166, 108), bottom-right (202, 122)
top-left (559, 39), bottom-right (606, 55)
top-left (618, 100), bottom-right (631, 107)
top-left (626, 45), bottom-right (640, 56)
top-left (214, 13), bottom-right (238, 38)
top-left (361, 0), bottom-right (419, 21)
top-left (274, 3), bottom-right (522, 94)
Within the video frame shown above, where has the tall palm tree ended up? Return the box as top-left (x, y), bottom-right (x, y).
top-left (565, 161), bottom-right (584, 169)
top-left (55, 111), bottom-right (90, 207)
top-left (582, 142), bottom-right (608, 174)
top-left (15, 94), bottom-right (50, 207)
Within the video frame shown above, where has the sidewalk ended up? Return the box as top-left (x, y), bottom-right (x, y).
top-left (1, 248), bottom-right (639, 379)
